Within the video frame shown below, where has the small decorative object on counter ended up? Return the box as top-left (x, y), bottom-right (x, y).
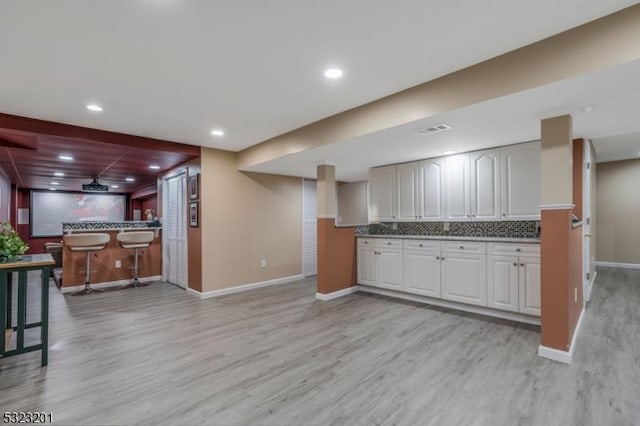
top-left (145, 209), bottom-right (154, 221)
top-left (0, 222), bottom-right (29, 262)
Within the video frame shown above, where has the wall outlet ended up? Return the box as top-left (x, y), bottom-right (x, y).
top-left (392, 222), bottom-right (398, 230)
top-left (260, 258), bottom-right (267, 268)
top-left (115, 260), bottom-right (122, 268)
top-left (443, 222), bottom-right (450, 231)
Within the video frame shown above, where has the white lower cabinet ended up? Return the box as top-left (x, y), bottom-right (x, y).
top-left (441, 251), bottom-right (487, 306)
top-left (519, 257), bottom-right (541, 316)
top-left (357, 238), bottom-right (541, 319)
top-left (487, 255), bottom-right (519, 311)
top-left (357, 238), bottom-right (402, 290)
top-left (487, 244), bottom-right (541, 315)
top-left (403, 248), bottom-right (442, 298)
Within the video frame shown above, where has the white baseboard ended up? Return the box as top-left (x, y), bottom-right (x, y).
top-left (359, 286), bottom-right (540, 326)
top-left (186, 274), bottom-right (304, 299)
top-left (595, 261), bottom-right (640, 270)
top-left (61, 275), bottom-right (162, 293)
top-left (537, 345), bottom-right (572, 364)
top-left (538, 306), bottom-right (586, 364)
top-left (316, 285), bottom-right (360, 301)
top-left (586, 270), bottom-right (597, 302)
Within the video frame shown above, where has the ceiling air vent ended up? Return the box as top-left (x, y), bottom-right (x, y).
top-left (416, 123), bottom-right (451, 134)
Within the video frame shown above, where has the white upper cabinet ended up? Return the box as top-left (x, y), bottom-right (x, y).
top-left (444, 154), bottom-right (470, 221)
top-left (501, 141), bottom-right (541, 220)
top-left (419, 158), bottom-right (444, 221)
top-left (470, 149), bottom-right (501, 220)
top-left (369, 165), bottom-right (397, 222)
top-left (396, 162), bottom-right (422, 221)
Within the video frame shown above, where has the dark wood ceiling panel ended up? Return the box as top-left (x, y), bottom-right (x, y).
top-left (0, 117), bottom-right (199, 193)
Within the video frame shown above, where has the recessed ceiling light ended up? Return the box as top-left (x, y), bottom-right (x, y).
top-left (86, 104), bottom-right (103, 112)
top-left (443, 150), bottom-right (457, 155)
top-left (49, 188), bottom-right (57, 191)
top-left (211, 129), bottom-right (225, 137)
top-left (125, 177), bottom-right (135, 182)
top-left (58, 155), bottom-right (74, 161)
top-left (54, 172), bottom-right (65, 177)
top-left (111, 185), bottom-right (119, 189)
top-left (149, 165), bottom-right (160, 170)
top-left (324, 68), bottom-right (343, 79)
top-left (50, 182), bottom-right (59, 185)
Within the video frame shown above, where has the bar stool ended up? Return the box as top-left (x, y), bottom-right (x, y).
top-left (117, 231), bottom-right (155, 289)
top-left (63, 233), bottom-right (111, 296)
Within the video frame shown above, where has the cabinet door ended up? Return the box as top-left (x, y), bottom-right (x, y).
top-left (377, 248), bottom-right (403, 290)
top-left (444, 154), bottom-right (470, 220)
top-left (487, 255), bottom-right (518, 312)
top-left (396, 162), bottom-right (421, 221)
top-left (470, 149), bottom-right (500, 220)
top-left (441, 252), bottom-right (487, 306)
top-left (403, 249), bottom-right (441, 298)
top-left (369, 165), bottom-right (397, 222)
top-left (501, 141), bottom-right (540, 220)
top-left (419, 158), bottom-right (444, 220)
top-left (357, 247), bottom-right (377, 286)
top-left (519, 256), bottom-right (541, 316)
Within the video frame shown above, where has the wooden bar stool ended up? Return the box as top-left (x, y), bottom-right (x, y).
top-left (117, 231), bottom-right (155, 289)
top-left (63, 233), bottom-right (111, 296)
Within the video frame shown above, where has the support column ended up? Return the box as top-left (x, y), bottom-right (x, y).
top-left (316, 165), bottom-right (358, 299)
top-left (539, 115), bottom-right (584, 364)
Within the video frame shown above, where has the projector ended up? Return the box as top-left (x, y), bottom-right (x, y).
top-left (82, 178), bottom-right (109, 192)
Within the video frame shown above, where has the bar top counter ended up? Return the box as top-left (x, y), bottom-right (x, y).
top-left (62, 221), bottom-right (162, 233)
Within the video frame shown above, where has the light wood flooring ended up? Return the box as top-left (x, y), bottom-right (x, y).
top-left (0, 268), bottom-right (639, 425)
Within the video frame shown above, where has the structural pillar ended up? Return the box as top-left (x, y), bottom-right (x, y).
top-left (538, 114), bottom-right (584, 363)
top-left (316, 165), bottom-right (358, 299)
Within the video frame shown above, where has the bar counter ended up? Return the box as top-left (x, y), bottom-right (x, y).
top-left (61, 222), bottom-right (162, 291)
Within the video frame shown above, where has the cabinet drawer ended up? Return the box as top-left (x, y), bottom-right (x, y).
top-left (358, 238), bottom-right (380, 247)
top-left (404, 239), bottom-right (441, 251)
top-left (378, 238), bottom-right (403, 248)
top-left (488, 243), bottom-right (540, 256)
top-left (442, 241), bottom-right (486, 254)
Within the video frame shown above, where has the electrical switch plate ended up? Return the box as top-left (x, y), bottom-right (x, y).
top-left (443, 222), bottom-right (450, 231)
top-left (115, 260), bottom-right (122, 268)
top-left (392, 222), bottom-right (398, 230)
top-left (261, 258), bottom-right (267, 268)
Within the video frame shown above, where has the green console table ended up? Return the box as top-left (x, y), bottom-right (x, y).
top-left (0, 254), bottom-right (54, 367)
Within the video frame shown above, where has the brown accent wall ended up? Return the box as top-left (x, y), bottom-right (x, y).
top-left (238, 5), bottom-right (640, 170)
top-left (317, 218), bottom-right (357, 294)
top-left (62, 230), bottom-right (162, 287)
top-left (540, 209), bottom-right (571, 350)
top-left (596, 158), bottom-right (640, 264)
top-left (572, 139), bottom-right (584, 220)
top-left (200, 148), bottom-right (302, 292)
top-left (540, 210), bottom-right (584, 351)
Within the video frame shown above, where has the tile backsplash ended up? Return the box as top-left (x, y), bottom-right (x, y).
top-left (355, 220), bottom-right (541, 239)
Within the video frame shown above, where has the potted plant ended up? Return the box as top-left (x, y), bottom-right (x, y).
top-left (0, 222), bottom-right (29, 262)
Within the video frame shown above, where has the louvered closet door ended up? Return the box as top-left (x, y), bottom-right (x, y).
top-left (163, 173), bottom-right (188, 288)
top-left (303, 179), bottom-right (317, 277)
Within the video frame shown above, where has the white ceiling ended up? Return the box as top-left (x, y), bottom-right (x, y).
top-left (0, 0), bottom-right (636, 151)
top-left (593, 132), bottom-right (640, 163)
top-left (247, 59), bottom-right (640, 181)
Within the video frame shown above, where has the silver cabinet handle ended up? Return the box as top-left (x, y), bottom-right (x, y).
top-left (441, 257), bottom-right (445, 260)
top-left (419, 243), bottom-right (423, 247)
top-left (364, 241), bottom-right (368, 244)
top-left (436, 256), bottom-right (440, 260)
top-left (513, 262), bottom-right (517, 266)
top-left (459, 246), bottom-right (464, 249)
top-left (516, 248), bottom-right (521, 252)
top-left (502, 213), bottom-right (506, 217)
top-left (520, 263), bottom-right (525, 267)
top-left (387, 242), bottom-right (392, 245)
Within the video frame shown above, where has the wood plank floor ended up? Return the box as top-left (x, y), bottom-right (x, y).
top-left (0, 268), bottom-right (639, 425)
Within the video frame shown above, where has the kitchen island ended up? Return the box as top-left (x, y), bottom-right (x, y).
top-left (61, 221), bottom-right (162, 292)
